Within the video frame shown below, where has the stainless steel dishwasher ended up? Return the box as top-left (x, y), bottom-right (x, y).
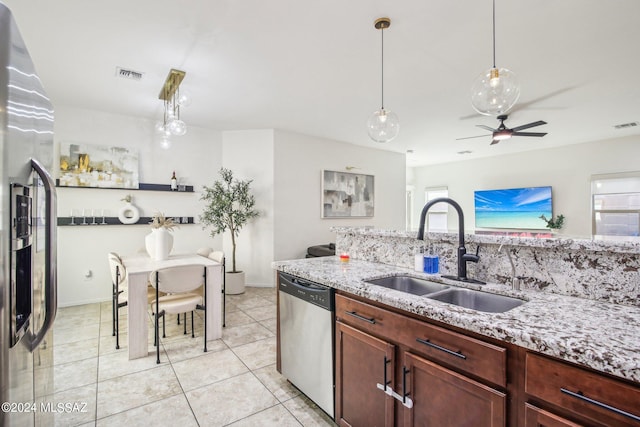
top-left (278, 272), bottom-right (335, 418)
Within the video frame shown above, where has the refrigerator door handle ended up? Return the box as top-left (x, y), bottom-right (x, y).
top-left (30, 158), bottom-right (58, 350)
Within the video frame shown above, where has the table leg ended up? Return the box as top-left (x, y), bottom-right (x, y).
top-left (206, 265), bottom-right (223, 341)
top-left (128, 272), bottom-right (149, 360)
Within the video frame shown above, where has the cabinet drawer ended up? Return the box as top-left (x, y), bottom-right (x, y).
top-left (335, 293), bottom-right (405, 341)
top-left (401, 315), bottom-right (506, 387)
top-left (526, 353), bottom-right (640, 427)
top-left (335, 293), bottom-right (506, 387)
top-left (524, 403), bottom-right (583, 427)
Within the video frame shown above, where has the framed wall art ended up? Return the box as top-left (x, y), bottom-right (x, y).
top-left (322, 170), bottom-right (374, 218)
top-left (58, 142), bottom-right (140, 189)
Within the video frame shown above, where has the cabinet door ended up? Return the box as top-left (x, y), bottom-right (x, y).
top-left (524, 403), bottom-right (584, 427)
top-left (403, 352), bottom-right (506, 427)
top-left (335, 321), bottom-right (395, 427)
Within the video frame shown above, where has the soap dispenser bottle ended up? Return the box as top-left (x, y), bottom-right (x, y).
top-left (424, 245), bottom-right (439, 274)
top-left (414, 245), bottom-right (425, 272)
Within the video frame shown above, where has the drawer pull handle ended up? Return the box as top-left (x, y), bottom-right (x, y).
top-left (346, 311), bottom-right (376, 324)
top-left (560, 388), bottom-right (640, 422)
top-left (416, 338), bottom-right (466, 360)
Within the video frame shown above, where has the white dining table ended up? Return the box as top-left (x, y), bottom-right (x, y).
top-left (121, 253), bottom-right (223, 360)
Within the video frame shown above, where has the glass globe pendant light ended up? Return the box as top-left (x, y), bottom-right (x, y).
top-left (470, 0), bottom-right (520, 116)
top-left (157, 69), bottom-right (188, 148)
top-left (367, 17), bottom-right (399, 143)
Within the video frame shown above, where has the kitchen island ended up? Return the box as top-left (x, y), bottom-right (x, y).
top-left (273, 228), bottom-right (640, 426)
top-left (274, 256), bottom-right (639, 383)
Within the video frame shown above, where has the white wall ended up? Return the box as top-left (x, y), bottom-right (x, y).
top-left (55, 106), bottom-right (222, 306)
top-left (409, 136), bottom-right (640, 238)
top-left (221, 130), bottom-right (275, 287)
top-left (273, 130), bottom-right (407, 262)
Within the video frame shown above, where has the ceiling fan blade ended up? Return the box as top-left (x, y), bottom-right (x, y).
top-left (455, 134), bottom-right (491, 140)
top-left (511, 120), bottom-right (547, 132)
top-left (490, 139), bottom-right (500, 145)
top-left (476, 124), bottom-right (496, 132)
top-left (512, 132), bottom-right (547, 137)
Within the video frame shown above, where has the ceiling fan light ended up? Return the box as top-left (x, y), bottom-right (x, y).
top-left (470, 67), bottom-right (520, 116)
top-left (367, 109), bottom-right (400, 143)
top-left (494, 130), bottom-right (512, 140)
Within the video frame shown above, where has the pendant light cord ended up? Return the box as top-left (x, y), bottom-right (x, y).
top-left (381, 24), bottom-right (385, 110)
top-left (492, 0), bottom-right (496, 68)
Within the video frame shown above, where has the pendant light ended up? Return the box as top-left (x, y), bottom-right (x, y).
top-left (156, 69), bottom-right (188, 149)
top-left (470, 0), bottom-right (520, 116)
top-left (367, 17), bottom-right (399, 143)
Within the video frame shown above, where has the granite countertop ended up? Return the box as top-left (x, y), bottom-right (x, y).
top-left (273, 256), bottom-right (640, 384)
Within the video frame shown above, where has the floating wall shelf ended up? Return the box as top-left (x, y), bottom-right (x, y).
top-left (57, 216), bottom-right (195, 227)
top-left (55, 181), bottom-right (194, 193)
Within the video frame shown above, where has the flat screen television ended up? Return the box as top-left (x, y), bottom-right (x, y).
top-left (474, 186), bottom-right (552, 230)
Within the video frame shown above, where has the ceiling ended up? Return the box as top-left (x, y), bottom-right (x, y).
top-left (3, 0), bottom-right (640, 166)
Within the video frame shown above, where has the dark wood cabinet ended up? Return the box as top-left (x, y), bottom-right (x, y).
top-left (335, 293), bottom-right (507, 427)
top-left (524, 403), bottom-right (583, 427)
top-left (404, 352), bottom-right (506, 427)
top-left (335, 321), bottom-right (395, 427)
top-left (525, 353), bottom-right (640, 427)
top-left (325, 291), bottom-right (640, 427)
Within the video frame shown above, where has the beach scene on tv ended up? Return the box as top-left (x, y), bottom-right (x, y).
top-left (474, 186), bottom-right (552, 230)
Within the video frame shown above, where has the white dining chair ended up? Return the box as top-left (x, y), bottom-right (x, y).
top-left (149, 264), bottom-right (208, 364)
top-left (109, 252), bottom-right (157, 349)
top-left (196, 247), bottom-right (213, 257)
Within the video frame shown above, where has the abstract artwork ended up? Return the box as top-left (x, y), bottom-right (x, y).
top-left (58, 143), bottom-right (139, 189)
top-left (474, 186), bottom-right (552, 229)
top-left (322, 170), bottom-right (374, 218)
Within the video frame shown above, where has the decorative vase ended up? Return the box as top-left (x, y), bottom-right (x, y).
top-left (145, 228), bottom-right (174, 261)
top-left (118, 202), bottom-right (140, 225)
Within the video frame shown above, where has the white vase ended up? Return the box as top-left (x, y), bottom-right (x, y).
top-left (118, 202), bottom-right (140, 224)
top-left (145, 228), bottom-right (174, 261)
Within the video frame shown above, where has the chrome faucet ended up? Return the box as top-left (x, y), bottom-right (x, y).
top-left (498, 243), bottom-right (522, 290)
top-left (417, 197), bottom-right (484, 284)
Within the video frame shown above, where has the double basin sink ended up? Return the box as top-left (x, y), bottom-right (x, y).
top-left (366, 275), bottom-right (525, 313)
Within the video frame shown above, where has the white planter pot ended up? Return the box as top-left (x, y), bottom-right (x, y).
top-left (145, 228), bottom-right (174, 261)
top-left (225, 271), bottom-right (245, 295)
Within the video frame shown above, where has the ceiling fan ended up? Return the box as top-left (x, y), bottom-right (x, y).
top-left (458, 115), bottom-right (547, 145)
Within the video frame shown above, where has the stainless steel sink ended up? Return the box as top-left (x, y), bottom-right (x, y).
top-left (366, 275), bottom-right (449, 296)
top-left (426, 288), bottom-right (525, 313)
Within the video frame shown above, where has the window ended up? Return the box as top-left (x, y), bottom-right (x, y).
top-left (424, 187), bottom-right (448, 232)
top-left (591, 172), bottom-right (640, 238)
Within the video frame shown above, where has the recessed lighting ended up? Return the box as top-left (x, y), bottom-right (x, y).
top-left (457, 150), bottom-right (473, 155)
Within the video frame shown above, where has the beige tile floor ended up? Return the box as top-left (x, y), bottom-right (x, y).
top-left (46, 287), bottom-right (337, 426)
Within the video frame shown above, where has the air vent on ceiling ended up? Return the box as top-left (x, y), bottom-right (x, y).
top-left (613, 121), bottom-right (639, 129)
top-left (115, 67), bottom-right (144, 81)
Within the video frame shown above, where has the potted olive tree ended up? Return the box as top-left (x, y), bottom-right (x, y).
top-left (200, 168), bottom-right (259, 294)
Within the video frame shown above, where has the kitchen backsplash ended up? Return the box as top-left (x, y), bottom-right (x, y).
top-left (332, 227), bottom-right (639, 307)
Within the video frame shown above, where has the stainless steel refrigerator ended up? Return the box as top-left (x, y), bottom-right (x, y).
top-left (0, 3), bottom-right (58, 426)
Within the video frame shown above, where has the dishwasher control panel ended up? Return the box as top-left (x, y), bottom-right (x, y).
top-left (278, 272), bottom-right (334, 311)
